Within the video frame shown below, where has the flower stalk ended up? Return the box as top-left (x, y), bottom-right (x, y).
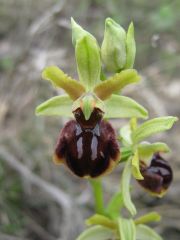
top-left (89, 179), bottom-right (104, 215)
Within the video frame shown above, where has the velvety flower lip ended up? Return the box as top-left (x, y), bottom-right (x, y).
top-left (53, 108), bottom-right (120, 178)
top-left (137, 153), bottom-right (173, 197)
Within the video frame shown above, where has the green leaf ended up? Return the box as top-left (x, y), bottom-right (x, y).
top-left (86, 214), bottom-right (117, 229)
top-left (104, 94), bottom-right (148, 119)
top-left (35, 95), bottom-right (73, 117)
top-left (118, 218), bottom-right (136, 240)
top-left (132, 116), bottom-right (178, 144)
top-left (136, 224), bottom-right (163, 240)
top-left (121, 159), bottom-right (137, 216)
top-left (101, 18), bottom-right (126, 72)
top-left (120, 125), bottom-right (132, 146)
top-left (106, 192), bottom-right (124, 219)
top-left (76, 226), bottom-right (115, 240)
top-left (94, 69), bottom-right (140, 100)
top-left (124, 22), bottom-right (136, 69)
top-left (75, 35), bottom-right (101, 90)
top-left (138, 142), bottom-right (170, 162)
top-left (135, 212), bottom-right (161, 225)
top-left (42, 66), bottom-right (85, 100)
top-left (131, 150), bottom-right (144, 180)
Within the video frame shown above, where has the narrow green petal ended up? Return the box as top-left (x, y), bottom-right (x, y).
top-left (35, 95), bottom-right (73, 117)
top-left (42, 66), bottom-right (86, 100)
top-left (93, 69), bottom-right (140, 100)
top-left (104, 94), bottom-right (148, 119)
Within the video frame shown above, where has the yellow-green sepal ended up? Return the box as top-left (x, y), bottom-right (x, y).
top-left (104, 94), bottom-right (148, 119)
top-left (75, 35), bottom-right (101, 90)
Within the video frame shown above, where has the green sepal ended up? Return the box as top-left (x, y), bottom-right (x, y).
top-left (134, 212), bottom-right (161, 225)
top-left (76, 225), bottom-right (115, 240)
top-left (35, 95), bottom-right (73, 117)
top-left (72, 93), bottom-right (105, 120)
top-left (93, 69), bottom-right (140, 100)
top-left (124, 22), bottom-right (136, 69)
top-left (131, 150), bottom-right (144, 180)
top-left (104, 94), bottom-right (148, 119)
top-left (138, 142), bottom-right (170, 162)
top-left (106, 192), bottom-right (123, 219)
top-left (132, 116), bottom-right (178, 144)
top-left (118, 218), bottom-right (136, 240)
top-left (42, 66), bottom-right (85, 100)
top-left (121, 159), bottom-right (137, 216)
top-left (71, 17), bottom-right (96, 46)
top-left (101, 18), bottom-right (126, 72)
top-left (75, 35), bottom-right (101, 90)
top-left (136, 224), bottom-right (163, 240)
top-left (86, 214), bottom-right (117, 230)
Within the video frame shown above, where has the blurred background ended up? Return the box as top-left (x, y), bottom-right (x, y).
top-left (0, 0), bottom-right (179, 239)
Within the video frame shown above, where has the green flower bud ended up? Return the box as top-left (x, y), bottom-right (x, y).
top-left (101, 18), bottom-right (136, 72)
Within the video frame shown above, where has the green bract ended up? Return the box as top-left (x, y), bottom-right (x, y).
top-left (101, 18), bottom-right (136, 72)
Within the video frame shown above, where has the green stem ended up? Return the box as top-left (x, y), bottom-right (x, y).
top-left (89, 179), bottom-right (104, 214)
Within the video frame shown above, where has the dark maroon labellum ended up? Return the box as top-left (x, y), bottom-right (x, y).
top-left (138, 154), bottom-right (173, 196)
top-left (53, 108), bottom-right (120, 178)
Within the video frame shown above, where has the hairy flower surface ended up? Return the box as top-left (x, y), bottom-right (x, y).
top-left (53, 108), bottom-right (120, 178)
